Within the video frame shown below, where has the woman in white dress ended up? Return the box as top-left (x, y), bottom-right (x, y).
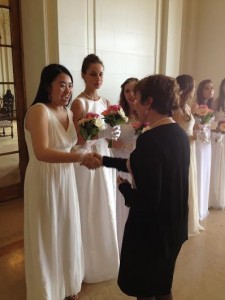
top-left (194, 79), bottom-right (214, 220)
top-left (24, 64), bottom-right (99, 300)
top-left (174, 75), bottom-right (204, 236)
top-left (112, 77), bottom-right (139, 252)
top-left (209, 78), bottom-right (225, 209)
top-left (71, 54), bottom-right (120, 283)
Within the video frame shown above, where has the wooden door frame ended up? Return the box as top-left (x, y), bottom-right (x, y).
top-left (0, 0), bottom-right (28, 202)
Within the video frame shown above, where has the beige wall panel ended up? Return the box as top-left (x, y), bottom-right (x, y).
top-left (95, 0), bottom-right (157, 103)
top-left (165, 0), bottom-right (183, 77)
top-left (180, 0), bottom-right (225, 92)
top-left (57, 0), bottom-right (90, 97)
top-left (21, 0), bottom-right (47, 106)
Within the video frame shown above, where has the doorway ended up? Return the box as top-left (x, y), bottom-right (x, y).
top-left (0, 0), bottom-right (28, 201)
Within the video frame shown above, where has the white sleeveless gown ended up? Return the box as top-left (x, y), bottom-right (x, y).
top-left (24, 103), bottom-right (84, 300)
top-left (195, 118), bottom-right (212, 220)
top-left (209, 109), bottom-right (225, 209)
top-left (112, 122), bottom-right (137, 252)
top-left (179, 107), bottom-right (204, 235)
top-left (73, 97), bottom-right (119, 283)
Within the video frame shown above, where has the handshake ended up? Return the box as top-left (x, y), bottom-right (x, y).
top-left (79, 152), bottom-right (103, 170)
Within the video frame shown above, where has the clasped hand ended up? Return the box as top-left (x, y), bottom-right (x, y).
top-left (80, 152), bottom-right (103, 170)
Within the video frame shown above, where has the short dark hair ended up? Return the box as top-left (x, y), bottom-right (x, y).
top-left (134, 74), bottom-right (180, 116)
top-left (32, 64), bottom-right (73, 106)
top-left (81, 54), bottom-right (104, 74)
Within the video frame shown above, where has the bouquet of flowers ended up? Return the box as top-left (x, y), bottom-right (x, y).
top-left (213, 121), bottom-right (225, 143)
top-left (101, 105), bottom-right (128, 147)
top-left (131, 121), bottom-right (149, 135)
top-left (218, 121), bottom-right (225, 133)
top-left (78, 112), bottom-right (103, 141)
top-left (194, 105), bottom-right (214, 143)
top-left (194, 105), bottom-right (214, 125)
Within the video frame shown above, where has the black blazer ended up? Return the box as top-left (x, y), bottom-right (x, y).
top-left (103, 123), bottom-right (190, 255)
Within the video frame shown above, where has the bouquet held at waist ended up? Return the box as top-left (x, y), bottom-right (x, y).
top-left (194, 105), bottom-right (214, 125)
top-left (194, 105), bottom-right (215, 143)
top-left (101, 105), bottom-right (128, 147)
top-left (78, 105), bottom-right (128, 148)
top-left (210, 120), bottom-right (225, 143)
top-left (78, 112), bottom-right (104, 141)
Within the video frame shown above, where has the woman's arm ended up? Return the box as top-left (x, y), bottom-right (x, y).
top-left (102, 156), bottom-right (128, 172)
top-left (117, 177), bottom-right (137, 207)
top-left (70, 98), bottom-right (86, 145)
top-left (25, 105), bottom-right (99, 167)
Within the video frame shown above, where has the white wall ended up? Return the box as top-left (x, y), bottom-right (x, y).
top-left (21, 0), bottom-right (186, 107)
top-left (21, 0), bottom-right (59, 107)
top-left (57, 0), bottom-right (89, 99)
top-left (180, 0), bottom-right (225, 94)
top-left (165, 0), bottom-right (183, 77)
top-left (57, 0), bottom-right (158, 104)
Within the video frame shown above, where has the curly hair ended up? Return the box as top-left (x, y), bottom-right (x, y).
top-left (134, 74), bottom-right (180, 116)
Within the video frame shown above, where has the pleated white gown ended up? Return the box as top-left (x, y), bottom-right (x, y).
top-left (195, 126), bottom-right (212, 220)
top-left (112, 123), bottom-right (137, 252)
top-left (209, 109), bottom-right (225, 209)
top-left (179, 107), bottom-right (204, 235)
top-left (24, 103), bottom-right (84, 300)
top-left (73, 97), bottom-right (119, 283)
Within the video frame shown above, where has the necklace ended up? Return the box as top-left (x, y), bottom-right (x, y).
top-left (82, 92), bottom-right (100, 101)
top-left (147, 117), bottom-right (174, 131)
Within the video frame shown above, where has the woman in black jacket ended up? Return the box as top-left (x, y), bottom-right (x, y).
top-left (92, 74), bottom-right (190, 300)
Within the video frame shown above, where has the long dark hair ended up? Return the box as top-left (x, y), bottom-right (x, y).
top-left (119, 77), bottom-right (139, 117)
top-left (196, 79), bottom-right (214, 108)
top-left (217, 78), bottom-right (225, 112)
top-left (32, 64), bottom-right (73, 106)
top-left (176, 74), bottom-right (195, 121)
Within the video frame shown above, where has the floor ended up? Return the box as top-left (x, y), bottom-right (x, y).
top-left (0, 198), bottom-right (225, 300)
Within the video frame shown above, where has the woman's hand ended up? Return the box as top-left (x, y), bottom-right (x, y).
top-left (80, 153), bottom-right (102, 169)
top-left (92, 152), bottom-right (103, 165)
top-left (117, 175), bottom-right (129, 186)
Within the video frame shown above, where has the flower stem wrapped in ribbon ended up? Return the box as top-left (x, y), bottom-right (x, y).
top-left (101, 105), bottom-right (128, 147)
top-left (78, 112), bottom-right (104, 141)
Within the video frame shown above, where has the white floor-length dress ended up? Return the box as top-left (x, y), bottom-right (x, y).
top-left (195, 124), bottom-right (212, 220)
top-left (73, 97), bottom-right (119, 283)
top-left (112, 122), bottom-right (137, 252)
top-left (209, 109), bottom-right (225, 209)
top-left (179, 106), bottom-right (204, 235)
top-left (24, 103), bottom-right (84, 300)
